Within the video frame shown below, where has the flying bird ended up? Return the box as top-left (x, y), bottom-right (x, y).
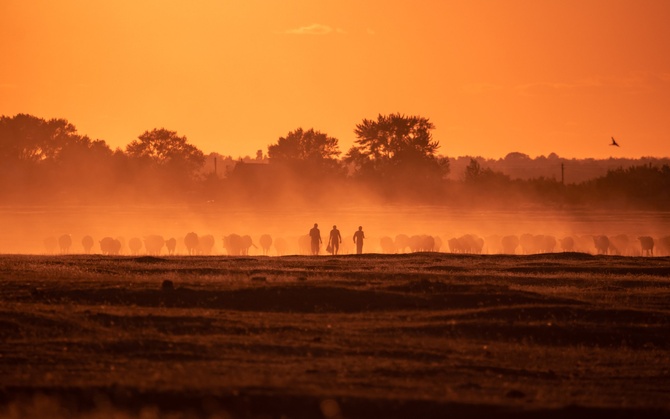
top-left (610, 137), bottom-right (620, 147)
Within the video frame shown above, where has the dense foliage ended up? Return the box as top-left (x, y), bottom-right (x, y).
top-left (1, 113), bottom-right (669, 209)
top-left (344, 114), bottom-right (450, 200)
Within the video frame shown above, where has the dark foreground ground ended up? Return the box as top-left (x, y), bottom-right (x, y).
top-left (1, 253), bottom-right (670, 418)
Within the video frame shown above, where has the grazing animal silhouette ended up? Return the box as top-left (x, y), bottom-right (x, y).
top-left (559, 236), bottom-right (575, 252)
top-left (433, 236), bottom-right (443, 252)
top-left (575, 235), bottom-right (595, 253)
top-left (448, 237), bottom-right (463, 253)
top-left (464, 234), bottom-right (484, 254)
top-left (394, 234), bottom-right (410, 253)
top-left (501, 235), bottom-right (519, 254)
top-left (223, 234), bottom-right (244, 256)
top-left (259, 234), bottom-right (273, 255)
top-left (115, 237), bottom-right (127, 254)
top-left (379, 236), bottom-right (395, 253)
top-left (593, 235), bottom-right (610, 255)
top-left (609, 234), bottom-right (630, 256)
top-left (421, 235), bottom-right (436, 252)
top-left (222, 234), bottom-right (256, 256)
top-left (449, 234), bottom-right (483, 254)
top-left (519, 233), bottom-right (536, 254)
top-left (128, 237), bottom-right (142, 255)
top-left (58, 234), bottom-right (72, 254)
top-left (408, 235), bottom-right (422, 252)
top-left (165, 237), bottom-right (177, 255)
top-left (241, 235), bottom-right (255, 255)
top-left (610, 137), bottom-right (620, 147)
top-left (100, 237), bottom-right (121, 255)
top-left (81, 235), bottom-right (95, 254)
top-left (198, 234), bottom-right (216, 255)
top-left (408, 235), bottom-right (435, 252)
top-left (638, 236), bottom-right (654, 256)
top-left (184, 232), bottom-right (200, 255)
top-left (144, 235), bottom-right (166, 256)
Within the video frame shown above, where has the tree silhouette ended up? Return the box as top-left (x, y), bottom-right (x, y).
top-left (268, 128), bottom-right (340, 162)
top-left (0, 114), bottom-right (87, 163)
top-left (126, 128), bottom-right (205, 178)
top-left (123, 128), bottom-right (205, 199)
top-left (353, 114), bottom-right (438, 160)
top-left (267, 127), bottom-right (342, 176)
top-left (5, 112), bottom-right (670, 208)
top-left (345, 113), bottom-right (449, 198)
top-left (464, 158), bottom-right (483, 183)
top-left (584, 164), bottom-right (670, 209)
top-left (0, 114), bottom-right (118, 202)
top-left (231, 127), bottom-right (343, 205)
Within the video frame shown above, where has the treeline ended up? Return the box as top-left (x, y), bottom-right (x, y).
top-left (1, 113), bottom-right (669, 209)
top-left (450, 153), bottom-right (670, 184)
top-left (456, 159), bottom-right (670, 209)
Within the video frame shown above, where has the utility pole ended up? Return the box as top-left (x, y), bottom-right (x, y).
top-left (561, 163), bottom-right (565, 185)
top-left (214, 157), bottom-right (217, 176)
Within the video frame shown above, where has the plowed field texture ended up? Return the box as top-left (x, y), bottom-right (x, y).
top-left (1, 253), bottom-right (669, 418)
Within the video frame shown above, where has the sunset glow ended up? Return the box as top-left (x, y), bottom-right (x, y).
top-left (2, 0), bottom-right (669, 159)
top-left (4, 3), bottom-right (670, 417)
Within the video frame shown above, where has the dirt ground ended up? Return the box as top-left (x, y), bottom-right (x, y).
top-left (1, 253), bottom-right (670, 418)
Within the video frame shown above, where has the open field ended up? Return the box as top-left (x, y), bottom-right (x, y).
top-left (1, 253), bottom-right (670, 418)
top-left (2, 205), bottom-right (670, 255)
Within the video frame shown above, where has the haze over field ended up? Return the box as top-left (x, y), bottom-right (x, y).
top-left (2, 206), bottom-right (669, 256)
top-left (1, 114), bottom-right (669, 255)
top-left (3, 3), bottom-right (670, 418)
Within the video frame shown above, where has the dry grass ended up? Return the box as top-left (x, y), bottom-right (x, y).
top-left (1, 253), bottom-right (669, 418)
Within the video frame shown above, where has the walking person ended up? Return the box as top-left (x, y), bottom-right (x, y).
top-left (353, 226), bottom-right (365, 254)
top-left (309, 223), bottom-right (322, 255)
top-left (328, 225), bottom-right (342, 255)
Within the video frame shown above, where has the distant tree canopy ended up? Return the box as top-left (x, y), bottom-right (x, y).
top-left (583, 164), bottom-right (670, 209)
top-left (0, 113), bottom-right (106, 164)
top-left (345, 113), bottom-right (449, 198)
top-left (353, 114), bottom-right (438, 158)
top-left (463, 158), bottom-right (511, 185)
top-left (2, 113), bottom-right (670, 208)
top-left (463, 159), bottom-right (483, 183)
top-left (347, 114), bottom-right (448, 177)
top-left (267, 127), bottom-right (343, 177)
top-left (268, 127), bottom-right (340, 162)
top-left (126, 128), bottom-right (205, 178)
top-left (0, 114), bottom-right (118, 202)
top-left (0, 116), bottom-right (208, 203)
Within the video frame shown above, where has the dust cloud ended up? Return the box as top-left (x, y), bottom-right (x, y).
top-left (3, 114), bottom-right (669, 256)
top-left (2, 195), bottom-right (669, 256)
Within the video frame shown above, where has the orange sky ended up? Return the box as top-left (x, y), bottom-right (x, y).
top-left (1, 0), bottom-right (669, 159)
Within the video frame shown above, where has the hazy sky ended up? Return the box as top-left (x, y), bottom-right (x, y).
top-left (2, 0), bottom-right (669, 159)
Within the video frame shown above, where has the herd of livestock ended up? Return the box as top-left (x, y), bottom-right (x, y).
top-left (42, 231), bottom-right (670, 257)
